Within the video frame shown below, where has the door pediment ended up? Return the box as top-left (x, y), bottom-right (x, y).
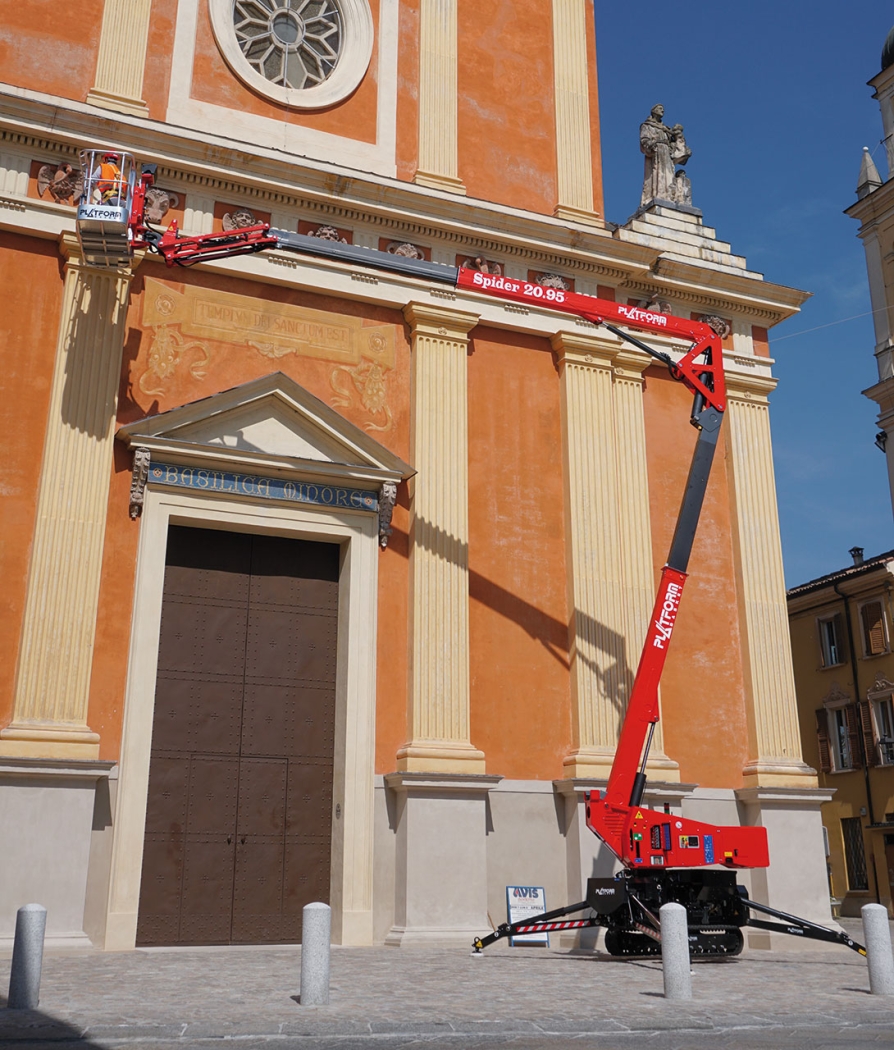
top-left (117, 372), bottom-right (412, 484)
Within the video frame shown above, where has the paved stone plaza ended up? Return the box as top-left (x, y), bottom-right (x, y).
top-left (1, 921), bottom-right (893, 1049)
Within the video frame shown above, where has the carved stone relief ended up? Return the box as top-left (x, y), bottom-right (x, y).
top-left (36, 162), bottom-right (83, 205)
top-left (144, 187), bottom-right (181, 224)
top-left (138, 278), bottom-right (396, 431)
top-left (637, 292), bottom-right (672, 315)
top-left (698, 314), bottom-right (732, 340)
top-left (309, 224), bottom-right (348, 242)
top-left (222, 206), bottom-right (260, 230)
top-left (536, 273), bottom-right (571, 291)
top-left (460, 255), bottom-right (502, 275)
top-left (386, 241), bottom-right (425, 259)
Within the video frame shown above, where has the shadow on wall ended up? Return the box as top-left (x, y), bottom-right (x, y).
top-left (394, 515), bottom-right (637, 723)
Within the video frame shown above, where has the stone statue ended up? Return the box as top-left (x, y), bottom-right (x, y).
top-left (640, 104), bottom-right (692, 208)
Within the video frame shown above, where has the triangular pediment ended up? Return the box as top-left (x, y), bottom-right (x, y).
top-left (117, 372), bottom-right (412, 483)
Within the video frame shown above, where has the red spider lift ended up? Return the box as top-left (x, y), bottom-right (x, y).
top-left (77, 162), bottom-right (866, 959)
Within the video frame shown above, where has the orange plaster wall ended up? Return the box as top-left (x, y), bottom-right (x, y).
top-left (0, 0), bottom-right (104, 103)
top-left (190, 0), bottom-right (380, 145)
top-left (585, 0), bottom-right (605, 217)
top-left (87, 267), bottom-right (411, 760)
top-left (143, 0), bottom-right (179, 120)
top-left (467, 328), bottom-right (571, 779)
top-left (642, 368), bottom-right (748, 789)
top-left (752, 326), bottom-right (770, 358)
top-left (457, 1), bottom-right (558, 215)
top-left (375, 485), bottom-right (409, 773)
top-left (395, 0), bottom-right (419, 182)
top-left (0, 234), bottom-right (64, 729)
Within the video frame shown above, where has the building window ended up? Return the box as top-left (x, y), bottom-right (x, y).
top-left (209, 0), bottom-right (374, 110)
top-left (816, 702), bottom-right (863, 772)
top-left (873, 695), bottom-right (894, 765)
top-left (841, 817), bottom-right (869, 891)
top-left (860, 600), bottom-right (889, 656)
top-left (818, 614), bottom-right (845, 667)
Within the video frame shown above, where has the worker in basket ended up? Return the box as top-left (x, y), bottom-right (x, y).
top-left (93, 152), bottom-right (123, 204)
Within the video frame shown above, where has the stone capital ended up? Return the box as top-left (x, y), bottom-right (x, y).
top-left (403, 302), bottom-right (479, 340)
top-left (724, 372), bottom-right (777, 404)
top-left (550, 329), bottom-right (619, 369)
top-left (613, 347), bottom-right (652, 380)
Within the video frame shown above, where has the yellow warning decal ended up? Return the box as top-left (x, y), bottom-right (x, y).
top-left (634, 811), bottom-right (645, 821)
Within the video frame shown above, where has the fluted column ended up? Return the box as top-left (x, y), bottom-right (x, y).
top-left (398, 303), bottom-right (484, 773)
top-left (1, 235), bottom-right (134, 759)
top-left (612, 349), bottom-right (677, 777)
top-left (414, 0), bottom-right (466, 195)
top-left (725, 377), bottom-right (816, 787)
top-left (551, 0), bottom-right (599, 225)
top-left (555, 333), bottom-right (625, 778)
top-left (86, 0), bottom-right (151, 117)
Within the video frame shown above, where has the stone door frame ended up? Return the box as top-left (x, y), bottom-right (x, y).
top-left (99, 485), bottom-right (379, 949)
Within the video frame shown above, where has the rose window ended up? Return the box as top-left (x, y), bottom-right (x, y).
top-left (233, 0), bottom-right (343, 90)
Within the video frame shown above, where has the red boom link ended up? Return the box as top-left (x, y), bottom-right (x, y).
top-left (454, 267), bottom-right (725, 412)
top-left (149, 220), bottom-right (280, 267)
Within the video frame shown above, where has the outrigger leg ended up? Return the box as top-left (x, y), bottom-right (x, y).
top-left (472, 900), bottom-right (600, 953)
top-left (742, 897), bottom-right (866, 956)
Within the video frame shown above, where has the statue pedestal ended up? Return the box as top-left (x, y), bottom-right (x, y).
top-left (635, 198), bottom-right (702, 220)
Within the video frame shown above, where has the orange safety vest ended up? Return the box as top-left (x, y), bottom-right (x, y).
top-left (97, 162), bottom-right (120, 194)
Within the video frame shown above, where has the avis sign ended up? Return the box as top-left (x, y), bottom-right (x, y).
top-left (506, 885), bottom-right (548, 946)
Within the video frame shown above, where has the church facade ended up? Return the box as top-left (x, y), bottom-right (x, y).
top-left (0, 0), bottom-right (827, 950)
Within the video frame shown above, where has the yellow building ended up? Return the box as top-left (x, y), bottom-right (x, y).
top-left (788, 550), bottom-right (894, 916)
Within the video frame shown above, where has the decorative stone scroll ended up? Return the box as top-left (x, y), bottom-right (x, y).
top-left (129, 447), bottom-right (151, 520)
top-left (378, 481), bottom-right (397, 549)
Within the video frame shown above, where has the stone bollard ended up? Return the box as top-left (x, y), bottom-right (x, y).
top-left (299, 902), bottom-right (331, 1006)
top-left (862, 903), bottom-right (894, 995)
top-left (660, 902), bottom-right (692, 1000)
top-left (8, 904), bottom-right (47, 1010)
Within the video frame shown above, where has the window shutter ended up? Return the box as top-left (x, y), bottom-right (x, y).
top-left (832, 613), bottom-right (847, 662)
top-left (859, 701), bottom-right (878, 767)
top-left (815, 708), bottom-right (832, 773)
top-left (844, 703), bottom-right (862, 770)
top-left (861, 601), bottom-right (886, 656)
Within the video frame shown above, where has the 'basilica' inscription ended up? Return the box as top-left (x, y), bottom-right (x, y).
top-left (150, 463), bottom-right (378, 512)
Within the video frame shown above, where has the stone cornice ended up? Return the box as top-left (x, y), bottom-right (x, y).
top-left (845, 176), bottom-right (894, 226)
top-left (0, 85), bottom-right (655, 283)
top-left (0, 86), bottom-right (807, 326)
top-left (642, 258), bottom-right (811, 323)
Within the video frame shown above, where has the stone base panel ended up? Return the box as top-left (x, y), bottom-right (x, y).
top-left (0, 773), bottom-right (837, 951)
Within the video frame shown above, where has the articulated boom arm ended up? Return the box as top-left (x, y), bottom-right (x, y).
top-left (112, 178), bottom-right (762, 871)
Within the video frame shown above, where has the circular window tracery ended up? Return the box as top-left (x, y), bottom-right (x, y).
top-left (210, 0), bottom-right (373, 110)
top-left (234, 0), bottom-right (343, 91)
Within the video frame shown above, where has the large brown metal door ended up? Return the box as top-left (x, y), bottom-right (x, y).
top-left (137, 526), bottom-right (338, 946)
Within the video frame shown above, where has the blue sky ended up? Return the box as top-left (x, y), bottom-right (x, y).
top-left (595, 2), bottom-right (894, 586)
